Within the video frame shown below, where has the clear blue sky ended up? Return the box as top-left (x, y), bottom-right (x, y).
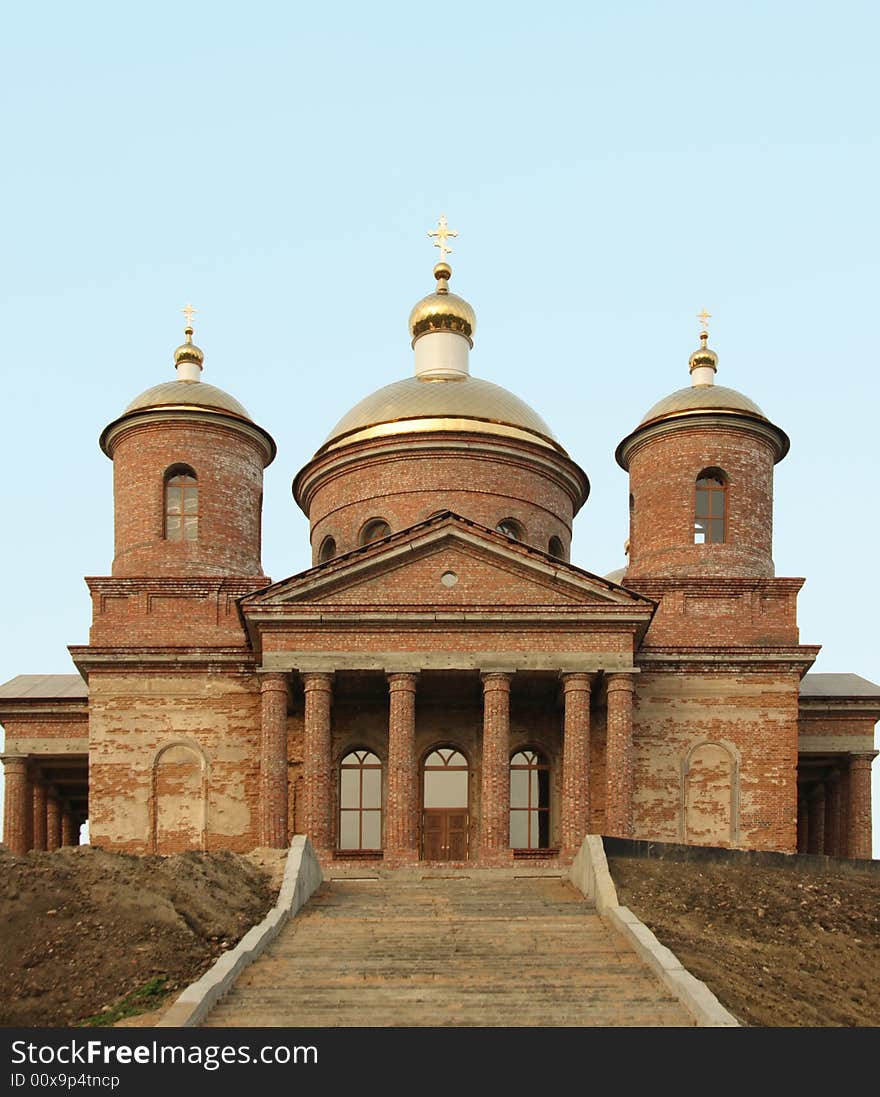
top-left (1, 2), bottom-right (877, 852)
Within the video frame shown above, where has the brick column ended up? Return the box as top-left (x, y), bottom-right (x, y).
top-left (32, 779), bottom-right (47, 852)
top-left (837, 768), bottom-right (850, 858)
top-left (302, 673), bottom-right (334, 852)
top-left (605, 673), bottom-right (635, 838)
top-left (61, 808), bottom-right (76, 848)
top-left (480, 672), bottom-right (513, 857)
top-left (807, 783), bottom-right (825, 855)
top-left (561, 673), bottom-right (592, 852)
top-left (260, 672), bottom-right (290, 848)
top-left (2, 756), bottom-right (30, 856)
top-left (46, 787), bottom-right (62, 852)
top-left (825, 774), bottom-right (842, 858)
top-left (386, 673), bottom-right (418, 859)
top-left (847, 754), bottom-right (874, 860)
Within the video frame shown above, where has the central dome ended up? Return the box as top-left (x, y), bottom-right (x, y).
top-left (320, 374), bottom-right (562, 454)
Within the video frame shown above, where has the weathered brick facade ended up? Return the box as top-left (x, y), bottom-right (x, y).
top-left (1, 291), bottom-right (877, 864)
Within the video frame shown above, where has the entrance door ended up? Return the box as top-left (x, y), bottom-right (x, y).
top-left (423, 809), bottom-right (469, 860)
top-left (422, 748), bottom-right (469, 861)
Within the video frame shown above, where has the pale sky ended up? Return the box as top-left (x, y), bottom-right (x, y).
top-left (1, 2), bottom-right (877, 853)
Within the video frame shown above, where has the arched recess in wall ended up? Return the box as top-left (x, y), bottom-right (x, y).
top-left (151, 741), bottom-right (208, 853)
top-left (682, 741), bottom-right (738, 848)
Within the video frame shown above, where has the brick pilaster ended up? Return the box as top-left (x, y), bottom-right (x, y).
top-left (260, 672), bottom-right (290, 848)
top-left (2, 756), bottom-right (29, 856)
top-left (605, 673), bottom-right (635, 838)
top-left (807, 783), bottom-right (825, 855)
top-left (32, 779), bottom-right (47, 852)
top-left (480, 672), bottom-right (512, 856)
top-left (386, 673), bottom-right (418, 859)
top-left (46, 787), bottom-right (62, 852)
top-left (561, 673), bottom-right (591, 853)
top-left (302, 672), bottom-right (334, 852)
top-left (848, 754), bottom-right (874, 860)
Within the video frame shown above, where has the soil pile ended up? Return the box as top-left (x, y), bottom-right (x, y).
top-left (608, 856), bottom-right (880, 1027)
top-left (0, 846), bottom-right (276, 1027)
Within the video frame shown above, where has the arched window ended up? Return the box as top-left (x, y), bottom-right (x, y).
top-left (694, 469), bottom-right (726, 544)
top-left (509, 749), bottom-right (550, 849)
top-left (339, 749), bottom-right (382, 850)
top-left (548, 535), bottom-right (565, 559)
top-left (318, 535), bottom-right (337, 563)
top-left (359, 518), bottom-right (391, 546)
top-left (496, 518), bottom-right (524, 541)
top-left (164, 466), bottom-right (198, 542)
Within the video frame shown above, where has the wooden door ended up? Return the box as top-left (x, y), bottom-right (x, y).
top-left (422, 809), bottom-right (469, 860)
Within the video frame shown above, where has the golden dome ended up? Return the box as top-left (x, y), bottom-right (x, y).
top-left (123, 379), bottom-right (252, 419)
top-left (408, 263), bottom-right (476, 346)
top-left (688, 331), bottom-right (718, 374)
top-left (320, 374), bottom-right (562, 453)
top-left (174, 326), bottom-right (205, 368)
top-left (638, 383), bottom-right (767, 426)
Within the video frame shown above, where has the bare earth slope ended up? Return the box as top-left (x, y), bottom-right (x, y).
top-left (608, 856), bottom-right (880, 1027)
top-left (0, 846), bottom-right (275, 1027)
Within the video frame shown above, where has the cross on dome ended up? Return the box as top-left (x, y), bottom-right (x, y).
top-left (428, 214), bottom-right (458, 263)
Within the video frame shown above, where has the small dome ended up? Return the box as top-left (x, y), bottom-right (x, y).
top-left (408, 263), bottom-right (476, 345)
top-left (639, 384), bottom-right (767, 427)
top-left (124, 379), bottom-right (252, 420)
top-left (321, 375), bottom-right (561, 452)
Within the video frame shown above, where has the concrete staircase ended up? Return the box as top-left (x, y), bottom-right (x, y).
top-left (203, 872), bottom-right (692, 1027)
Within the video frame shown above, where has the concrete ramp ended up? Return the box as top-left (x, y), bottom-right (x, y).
top-left (202, 874), bottom-right (692, 1027)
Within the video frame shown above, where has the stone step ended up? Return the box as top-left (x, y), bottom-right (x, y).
top-left (202, 875), bottom-right (692, 1028)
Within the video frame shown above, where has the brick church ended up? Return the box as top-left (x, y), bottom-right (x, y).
top-left (2, 229), bottom-right (878, 864)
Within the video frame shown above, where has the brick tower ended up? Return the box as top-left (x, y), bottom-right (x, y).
top-left (615, 322), bottom-right (789, 580)
top-left (71, 320), bottom-right (278, 852)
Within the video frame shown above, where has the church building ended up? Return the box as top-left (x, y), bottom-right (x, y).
top-left (2, 224), bottom-right (877, 864)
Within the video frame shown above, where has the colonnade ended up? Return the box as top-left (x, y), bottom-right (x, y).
top-left (257, 669), bottom-right (636, 858)
top-left (0, 756), bottom-right (85, 856)
top-left (798, 756), bottom-right (874, 860)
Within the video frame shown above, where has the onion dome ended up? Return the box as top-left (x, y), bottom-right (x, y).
top-left (409, 262), bottom-right (477, 346)
top-left (100, 314), bottom-right (275, 462)
top-left (616, 317), bottom-right (789, 469)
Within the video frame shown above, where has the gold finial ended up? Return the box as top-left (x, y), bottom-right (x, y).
top-left (428, 214), bottom-right (458, 263)
top-left (696, 308), bottom-right (711, 345)
top-left (181, 303), bottom-right (197, 340)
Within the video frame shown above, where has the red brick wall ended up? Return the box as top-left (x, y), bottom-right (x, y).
top-left (298, 437), bottom-right (585, 561)
top-left (110, 420), bottom-right (268, 577)
top-left (626, 424), bottom-right (777, 578)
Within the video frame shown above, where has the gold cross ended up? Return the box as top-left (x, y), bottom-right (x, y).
top-left (697, 308), bottom-right (712, 332)
top-left (427, 214), bottom-right (458, 262)
top-left (181, 303), bottom-right (197, 329)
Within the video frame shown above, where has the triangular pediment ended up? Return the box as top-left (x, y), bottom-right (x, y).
top-left (242, 512), bottom-right (654, 613)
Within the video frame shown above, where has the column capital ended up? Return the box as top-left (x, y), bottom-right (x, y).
top-left (301, 671), bottom-right (334, 692)
top-left (605, 671), bottom-right (636, 694)
top-left (387, 672), bottom-right (419, 692)
top-left (481, 671), bottom-right (513, 689)
top-left (259, 671), bottom-right (291, 696)
top-left (1, 754), bottom-right (29, 772)
top-left (850, 753), bottom-right (876, 769)
top-left (560, 672), bottom-right (592, 692)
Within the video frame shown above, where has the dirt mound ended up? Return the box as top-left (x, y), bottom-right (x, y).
top-left (0, 846), bottom-right (276, 1027)
top-left (608, 856), bottom-right (880, 1027)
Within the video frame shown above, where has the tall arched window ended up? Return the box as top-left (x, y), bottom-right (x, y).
top-left (359, 518), bottom-right (391, 546)
top-left (694, 469), bottom-right (726, 544)
top-left (509, 749), bottom-right (550, 849)
top-left (548, 535), bottom-right (565, 559)
top-left (318, 535), bottom-right (337, 563)
top-left (165, 467), bottom-right (198, 542)
top-left (339, 749), bottom-right (382, 850)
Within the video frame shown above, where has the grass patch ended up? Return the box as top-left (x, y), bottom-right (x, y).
top-left (78, 976), bottom-right (170, 1027)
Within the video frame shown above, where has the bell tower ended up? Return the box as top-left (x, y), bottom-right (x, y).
top-left (615, 317), bottom-right (789, 580)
